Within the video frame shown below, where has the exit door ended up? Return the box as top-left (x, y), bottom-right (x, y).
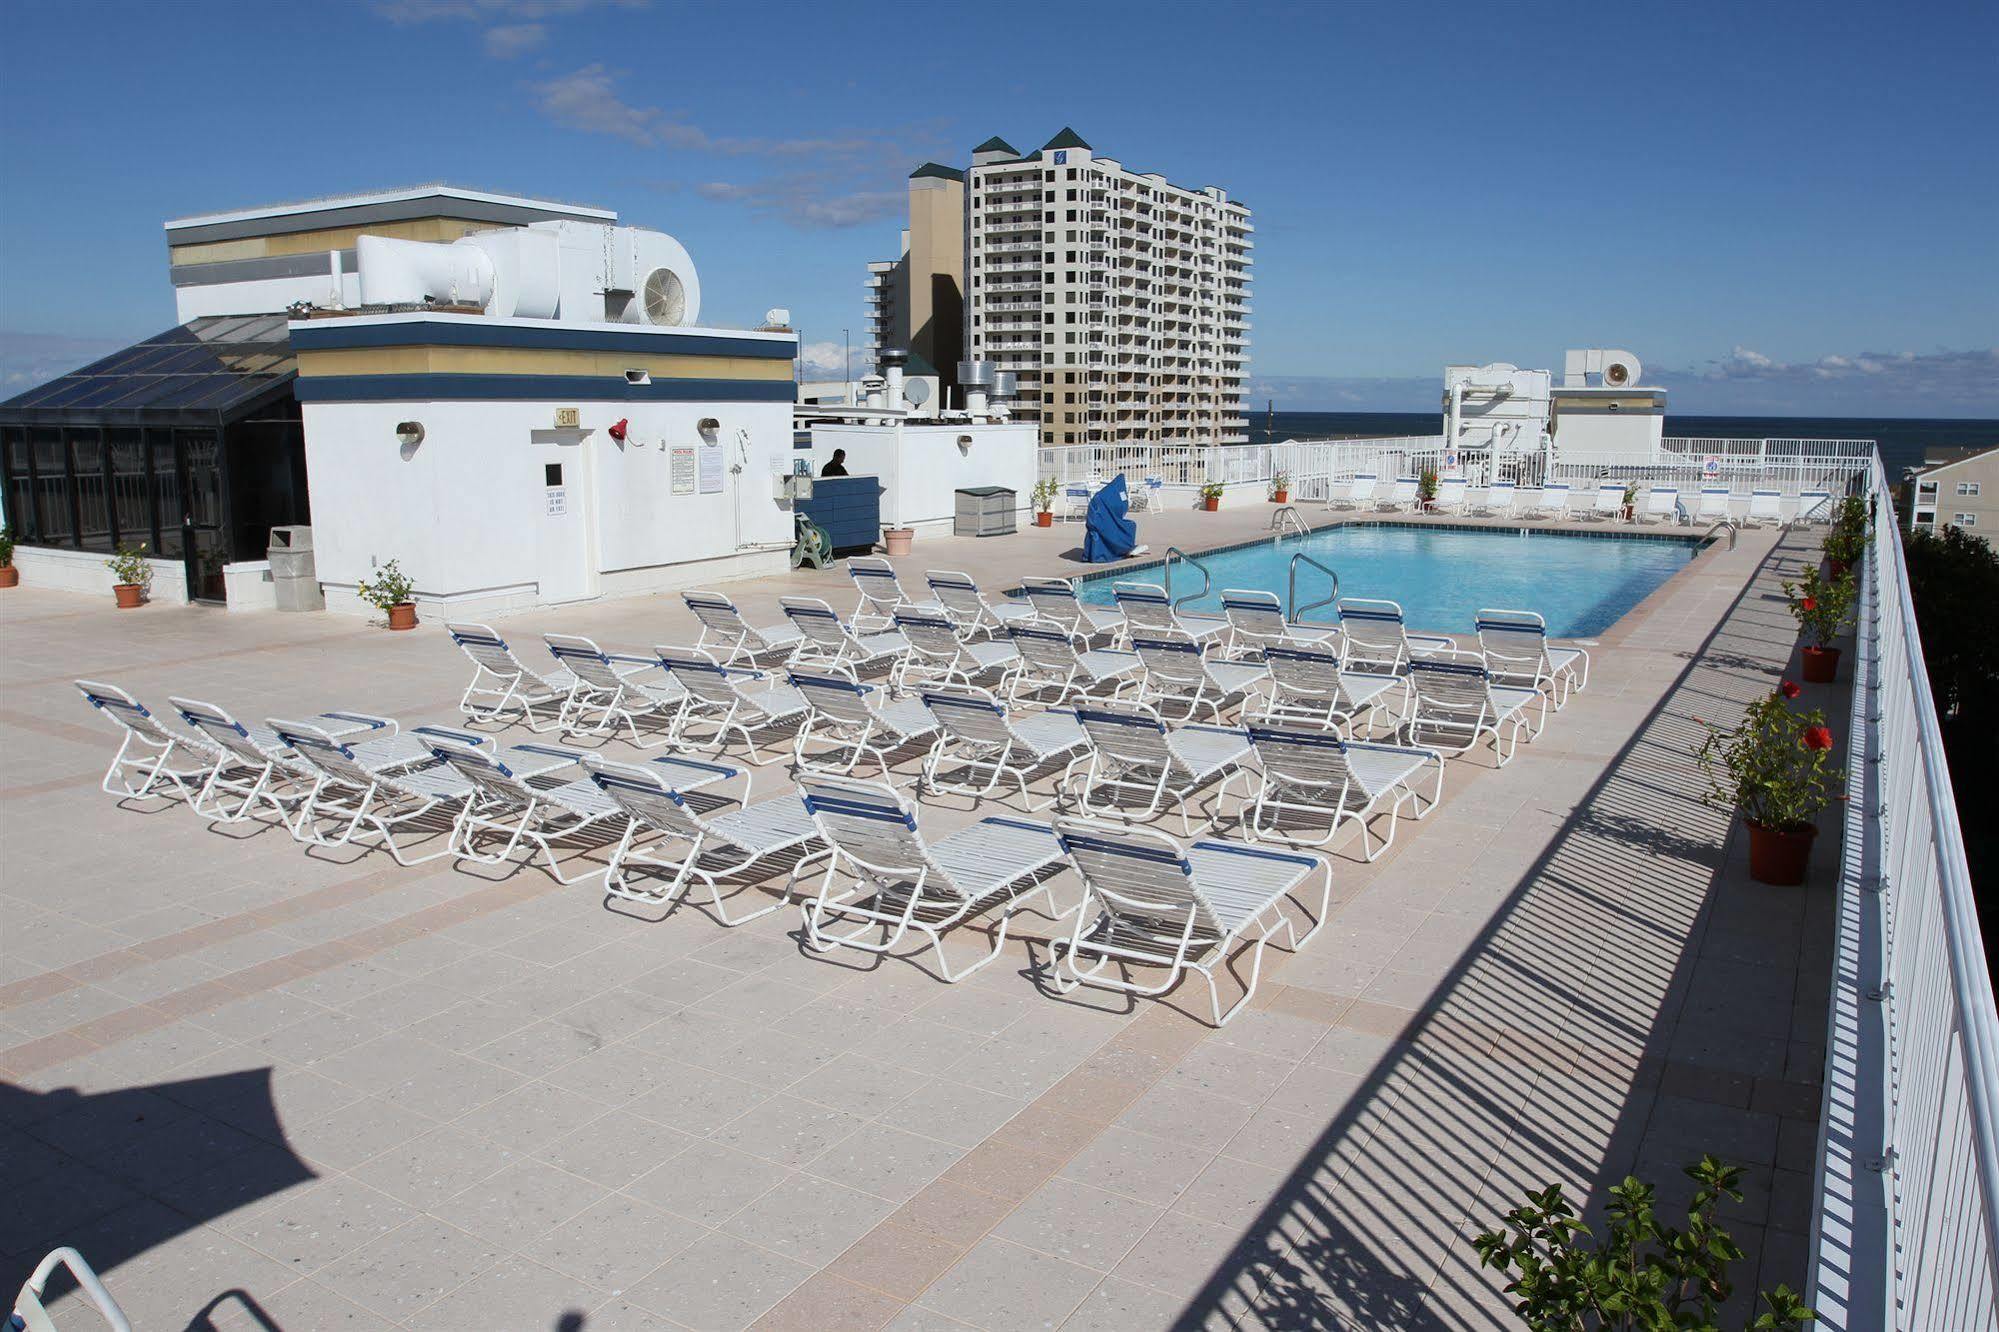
top-left (532, 432), bottom-right (594, 603)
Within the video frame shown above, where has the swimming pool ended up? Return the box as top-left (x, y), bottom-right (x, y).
top-left (1073, 523), bottom-right (1698, 638)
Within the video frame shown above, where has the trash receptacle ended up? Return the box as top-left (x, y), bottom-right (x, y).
top-left (268, 526), bottom-right (324, 612)
top-left (954, 486), bottom-right (1017, 537)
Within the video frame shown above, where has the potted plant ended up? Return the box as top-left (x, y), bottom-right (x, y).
top-left (882, 525), bottom-right (915, 557)
top-left (1199, 480), bottom-right (1225, 512)
top-left (1783, 565), bottom-right (1855, 683)
top-left (1695, 689), bottom-right (1839, 885)
top-left (1032, 477), bottom-right (1059, 527)
top-left (1270, 472), bottom-right (1291, 504)
top-left (0, 524), bottom-right (15, 588)
top-left (1823, 496), bottom-right (1869, 577)
top-left (1620, 481), bottom-right (1638, 521)
top-left (104, 543), bottom-right (151, 609)
top-left (357, 559), bottom-right (418, 630)
top-left (1418, 468), bottom-right (1439, 512)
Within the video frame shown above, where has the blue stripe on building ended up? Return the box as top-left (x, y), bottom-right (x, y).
top-left (294, 374), bottom-right (796, 404)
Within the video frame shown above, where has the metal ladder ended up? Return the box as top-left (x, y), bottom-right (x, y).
top-left (1287, 551), bottom-right (1341, 628)
top-left (1161, 545), bottom-right (1214, 614)
top-left (1269, 505), bottom-right (1310, 542)
top-left (1700, 516), bottom-right (1739, 550)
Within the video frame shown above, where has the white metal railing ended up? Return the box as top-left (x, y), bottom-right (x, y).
top-left (1810, 452), bottom-right (1998, 1330)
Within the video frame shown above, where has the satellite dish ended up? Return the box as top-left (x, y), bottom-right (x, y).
top-left (903, 379), bottom-right (932, 407)
top-left (641, 268), bottom-right (687, 325)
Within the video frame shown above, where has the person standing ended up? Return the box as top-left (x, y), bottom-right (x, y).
top-left (820, 449), bottom-right (850, 477)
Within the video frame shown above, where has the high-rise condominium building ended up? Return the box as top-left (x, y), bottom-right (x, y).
top-left (862, 164), bottom-right (966, 396)
top-left (963, 129), bottom-right (1252, 447)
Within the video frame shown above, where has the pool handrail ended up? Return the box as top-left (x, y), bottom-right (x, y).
top-left (1163, 546), bottom-right (1214, 615)
top-left (1287, 552), bottom-right (1341, 628)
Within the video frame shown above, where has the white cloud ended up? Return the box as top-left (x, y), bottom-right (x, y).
top-left (482, 22), bottom-right (545, 57)
top-left (796, 341), bottom-right (851, 378)
top-left (0, 330), bottom-right (140, 393)
top-left (375, 0), bottom-right (642, 23)
top-left (525, 65), bottom-right (888, 157)
top-left (693, 177), bottom-right (903, 229)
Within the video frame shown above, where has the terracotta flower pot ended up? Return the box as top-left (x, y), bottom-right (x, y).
top-left (1035, 511), bottom-right (1053, 527)
top-left (1202, 497), bottom-right (1220, 512)
top-left (113, 583), bottom-right (143, 609)
top-left (882, 527), bottom-right (915, 557)
top-left (1747, 819), bottom-right (1817, 886)
top-left (0, 565), bottom-right (17, 588)
top-left (387, 602), bottom-right (417, 631)
top-left (1271, 490), bottom-right (1289, 504)
top-left (1800, 644), bottom-right (1839, 683)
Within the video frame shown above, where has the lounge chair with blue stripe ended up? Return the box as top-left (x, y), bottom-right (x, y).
top-left (917, 686), bottom-right (1089, 810)
top-left (1379, 476), bottom-right (1420, 512)
top-left (925, 569), bottom-right (1036, 639)
top-left (1219, 589), bottom-right (1338, 659)
top-left (780, 596), bottom-right (909, 673)
top-left (1335, 598), bottom-right (1456, 675)
top-left (75, 681), bottom-right (224, 804)
top-left (1743, 489), bottom-right (1783, 527)
top-left (1401, 651), bottom-right (1545, 766)
top-left (682, 591), bottom-right (805, 667)
top-left (1112, 582), bottom-right (1228, 645)
top-left (891, 609), bottom-right (1019, 693)
top-left (1796, 489), bottom-right (1833, 524)
top-left (1003, 621), bottom-right (1141, 705)
top-left (1130, 631), bottom-right (1268, 722)
top-left (655, 645), bottom-right (807, 763)
top-left (1474, 480), bottom-right (1517, 518)
top-left (1474, 608), bottom-right (1590, 708)
top-left (1694, 487), bottom-right (1735, 523)
top-left (1586, 480), bottom-right (1627, 521)
top-left (427, 738), bottom-right (626, 884)
top-left (1020, 575), bottom-right (1123, 641)
top-left (584, 754), bottom-right (824, 921)
top-left (1243, 722), bottom-right (1444, 859)
top-left (447, 623), bottom-right (577, 731)
top-left (1522, 483), bottom-right (1572, 520)
top-left (1066, 701), bottom-right (1254, 834)
top-left (1248, 644), bottom-right (1402, 734)
top-left (798, 773), bottom-right (1069, 982)
top-left (170, 697), bottom-right (405, 826)
top-left (1639, 486), bottom-right (1681, 525)
top-left (1328, 473), bottom-right (1377, 512)
top-left (543, 634), bottom-right (684, 747)
top-left (848, 556), bottom-right (939, 631)
top-left (1431, 476), bottom-right (1469, 513)
top-left (1050, 817), bottom-right (1331, 1026)
top-left (789, 670), bottom-right (940, 776)
top-left (270, 718), bottom-right (493, 864)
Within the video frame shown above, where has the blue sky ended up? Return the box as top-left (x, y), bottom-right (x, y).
top-left (2, 0), bottom-right (1995, 415)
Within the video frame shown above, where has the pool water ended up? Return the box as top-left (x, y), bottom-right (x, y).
top-left (1074, 524), bottom-right (1697, 638)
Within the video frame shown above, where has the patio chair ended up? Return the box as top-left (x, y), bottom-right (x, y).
top-left (446, 622), bottom-right (577, 731)
top-left (271, 718), bottom-right (479, 865)
top-left (1379, 476), bottom-right (1420, 512)
top-left (779, 596), bottom-right (909, 673)
top-left (1243, 722), bottom-right (1444, 859)
top-left (1112, 581), bottom-right (1229, 645)
top-left (1003, 621), bottom-right (1142, 705)
top-left (170, 697), bottom-right (409, 827)
top-left (682, 591), bottom-right (805, 667)
top-left (1020, 575), bottom-right (1123, 641)
top-left (1049, 817), bottom-right (1331, 1026)
top-left (925, 569), bottom-right (1036, 639)
top-left (789, 670), bottom-right (940, 776)
top-left (1248, 643), bottom-right (1403, 734)
top-left (543, 634), bottom-right (684, 746)
top-left (1129, 631), bottom-right (1267, 721)
top-left (891, 609), bottom-right (1019, 693)
top-left (654, 646), bottom-right (808, 762)
top-left (585, 754), bottom-right (825, 921)
top-left (1638, 486), bottom-right (1682, 525)
top-left (1694, 487), bottom-right (1735, 524)
top-left (428, 738), bottom-right (625, 884)
top-left (1401, 650), bottom-right (1545, 766)
top-left (1522, 483), bottom-right (1572, 520)
top-left (1796, 489), bottom-right (1833, 524)
top-left (1585, 480), bottom-right (1627, 521)
top-left (1065, 700), bottom-right (1253, 833)
top-left (1335, 598), bottom-right (1456, 674)
top-left (1328, 473), bottom-right (1377, 512)
top-left (1063, 480), bottom-right (1094, 522)
top-left (75, 680), bottom-right (222, 803)
top-left (1743, 489), bottom-right (1783, 527)
top-left (917, 686), bottom-right (1089, 810)
top-left (1219, 588), bottom-right (1339, 658)
top-left (1432, 477), bottom-right (1469, 513)
top-left (1475, 481), bottom-right (1518, 519)
top-left (1474, 608), bottom-right (1590, 707)
top-left (848, 556), bottom-right (940, 631)
top-left (797, 773), bottom-right (1068, 981)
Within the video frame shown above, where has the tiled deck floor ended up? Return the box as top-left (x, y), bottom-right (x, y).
top-left (0, 511), bottom-right (1834, 1330)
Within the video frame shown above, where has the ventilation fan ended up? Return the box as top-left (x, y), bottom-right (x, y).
top-left (641, 268), bottom-right (687, 326)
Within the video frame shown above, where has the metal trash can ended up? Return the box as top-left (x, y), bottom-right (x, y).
top-left (268, 526), bottom-right (324, 612)
top-left (954, 486), bottom-right (1017, 537)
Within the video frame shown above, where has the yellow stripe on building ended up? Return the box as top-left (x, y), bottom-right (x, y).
top-left (294, 346), bottom-right (795, 381)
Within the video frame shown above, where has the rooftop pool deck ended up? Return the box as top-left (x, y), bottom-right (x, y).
top-left (0, 504), bottom-right (1838, 1330)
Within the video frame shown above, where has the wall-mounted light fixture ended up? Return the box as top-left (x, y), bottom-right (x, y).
top-left (957, 434), bottom-right (974, 456)
top-left (396, 421), bottom-right (424, 461)
top-left (624, 369), bottom-right (651, 385)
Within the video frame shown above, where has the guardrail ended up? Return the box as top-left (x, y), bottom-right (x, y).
top-left (1810, 452), bottom-right (1998, 1330)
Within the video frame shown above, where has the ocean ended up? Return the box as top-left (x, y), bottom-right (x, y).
top-left (1244, 412), bottom-right (1999, 477)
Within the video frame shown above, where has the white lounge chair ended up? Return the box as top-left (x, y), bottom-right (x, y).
top-left (1796, 489), bottom-right (1833, 524)
top-left (1476, 481), bottom-right (1518, 519)
top-left (1050, 818), bottom-right (1331, 1026)
top-left (1401, 651), bottom-right (1545, 766)
top-left (1379, 476), bottom-right (1420, 512)
top-left (1065, 701), bottom-right (1253, 833)
top-left (1129, 631), bottom-right (1267, 721)
top-left (682, 592), bottom-right (806, 667)
top-left (1248, 644), bottom-right (1402, 734)
top-left (1474, 609), bottom-right (1590, 708)
top-left (543, 634), bottom-right (684, 747)
top-left (1694, 487), bottom-right (1734, 524)
top-left (925, 570), bottom-right (1036, 639)
top-left (447, 623), bottom-right (578, 731)
top-left (1523, 483), bottom-right (1572, 521)
top-left (271, 719), bottom-right (481, 864)
top-left (780, 596), bottom-right (909, 673)
top-left (1328, 473), bottom-right (1378, 512)
top-left (1243, 722), bottom-right (1444, 859)
top-left (891, 609), bottom-right (1019, 693)
top-left (1219, 588), bottom-right (1339, 658)
top-left (798, 773), bottom-right (1068, 981)
top-left (1004, 622), bottom-right (1141, 705)
top-left (585, 755), bottom-right (824, 921)
top-left (1639, 487), bottom-right (1681, 525)
top-left (789, 670), bottom-right (939, 776)
top-left (917, 687), bottom-right (1089, 810)
top-left (848, 556), bottom-right (939, 631)
top-left (1335, 598), bottom-right (1456, 675)
top-left (1112, 581), bottom-right (1229, 645)
top-left (1586, 481), bottom-right (1627, 522)
top-left (655, 646), bottom-right (808, 762)
top-left (1020, 575), bottom-right (1123, 641)
top-left (1063, 481), bottom-right (1093, 523)
top-left (428, 739), bottom-right (625, 884)
top-left (75, 681), bottom-right (223, 803)
top-left (170, 697), bottom-right (407, 827)
top-left (1432, 477), bottom-right (1469, 513)
top-left (1744, 489), bottom-right (1783, 527)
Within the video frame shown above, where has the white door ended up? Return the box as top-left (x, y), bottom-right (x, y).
top-left (532, 431), bottom-right (594, 603)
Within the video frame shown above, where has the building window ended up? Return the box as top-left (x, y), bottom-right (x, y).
top-left (1958, 481), bottom-right (1982, 496)
top-left (1915, 511), bottom-right (1936, 525)
top-left (1919, 480), bottom-right (1938, 494)
top-left (1956, 513), bottom-right (1978, 526)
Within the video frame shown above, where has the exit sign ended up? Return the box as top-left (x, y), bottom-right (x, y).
top-left (553, 408), bottom-right (580, 429)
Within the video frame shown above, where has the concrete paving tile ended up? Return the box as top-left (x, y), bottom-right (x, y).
top-left (626, 1230), bottom-right (815, 1331)
top-left (884, 1179), bottom-right (1016, 1249)
top-left (724, 1175), bottom-right (899, 1267)
top-left (348, 1124), bottom-right (520, 1208)
top-left (536, 1109), bottom-right (698, 1189)
top-left (522, 1192), bottom-right (710, 1290)
top-left (918, 1235), bottom-right (1100, 1329)
top-left (627, 1139), bottom-right (794, 1226)
top-left (279, 1093), bottom-right (435, 1172)
top-left (805, 1122), bottom-right (968, 1205)
top-left (309, 1216), bottom-right (503, 1322)
top-left (414, 1254), bottom-right (606, 1330)
top-left (223, 1174), bottom-right (416, 1272)
top-left (826, 1222), bottom-right (965, 1303)
top-left (712, 1092), bottom-right (868, 1167)
top-left (431, 1156), bottom-right (609, 1249)
top-left (1111, 1211), bottom-right (1249, 1301)
top-left (626, 1059), bottom-right (774, 1134)
top-left (752, 1272), bottom-right (905, 1332)
top-left (993, 1176), bottom-right (1164, 1271)
top-left (938, 1138), bottom-right (1064, 1205)
top-left (882, 1078), bottom-right (1027, 1149)
top-left (1059, 1275), bottom-right (1191, 1330)
top-left (1058, 1125), bottom-right (1212, 1208)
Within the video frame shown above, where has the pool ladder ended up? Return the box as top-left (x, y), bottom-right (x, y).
top-left (1287, 551), bottom-right (1341, 628)
top-left (1701, 517), bottom-right (1739, 550)
top-left (1270, 506), bottom-right (1310, 543)
top-left (1162, 545), bottom-right (1213, 614)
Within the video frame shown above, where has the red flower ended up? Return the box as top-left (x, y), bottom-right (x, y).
top-left (1780, 680), bottom-right (1802, 699)
top-left (1800, 596), bottom-right (1818, 612)
top-left (1803, 725), bottom-right (1835, 751)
